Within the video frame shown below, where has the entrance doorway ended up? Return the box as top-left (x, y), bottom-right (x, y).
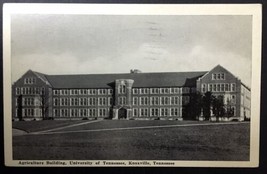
top-left (118, 108), bottom-right (127, 119)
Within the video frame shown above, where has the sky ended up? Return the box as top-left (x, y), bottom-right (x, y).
top-left (11, 14), bottom-right (252, 86)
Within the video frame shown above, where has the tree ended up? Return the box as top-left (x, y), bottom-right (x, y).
top-left (212, 95), bottom-right (225, 121)
top-left (17, 95), bottom-right (23, 121)
top-left (36, 87), bottom-right (52, 120)
top-left (202, 92), bottom-right (213, 120)
top-left (225, 98), bottom-right (234, 118)
top-left (182, 92), bottom-right (203, 120)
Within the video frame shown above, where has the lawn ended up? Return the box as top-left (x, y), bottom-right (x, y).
top-left (12, 120), bottom-right (250, 161)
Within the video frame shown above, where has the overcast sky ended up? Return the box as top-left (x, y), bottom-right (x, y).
top-left (11, 14), bottom-right (252, 86)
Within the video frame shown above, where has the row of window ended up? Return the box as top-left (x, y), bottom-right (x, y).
top-left (16, 108), bottom-right (42, 117)
top-left (24, 77), bottom-right (36, 85)
top-left (212, 73), bottom-right (225, 80)
top-left (201, 83), bottom-right (236, 93)
top-left (52, 96), bottom-right (190, 107)
top-left (132, 107), bottom-right (181, 117)
top-left (133, 96), bottom-right (189, 106)
top-left (15, 87), bottom-right (45, 95)
top-left (132, 87), bottom-right (191, 95)
top-left (52, 108), bottom-right (182, 117)
top-left (53, 89), bottom-right (113, 96)
top-left (19, 97), bottom-right (42, 106)
top-left (53, 97), bottom-right (113, 106)
top-left (53, 108), bottom-right (107, 117)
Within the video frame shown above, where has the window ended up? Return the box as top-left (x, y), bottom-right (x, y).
top-left (170, 88), bottom-right (179, 94)
top-left (212, 74), bottom-right (217, 80)
top-left (80, 98), bottom-right (88, 106)
top-left (53, 90), bottom-right (60, 95)
top-left (140, 88), bottom-right (148, 94)
top-left (119, 85), bottom-right (126, 94)
top-left (217, 73), bottom-right (221, 80)
top-left (161, 108), bottom-right (169, 116)
top-left (88, 98), bottom-right (96, 106)
top-left (133, 97), bottom-right (138, 105)
top-left (164, 88), bottom-right (169, 94)
top-left (53, 109), bottom-right (60, 117)
top-left (140, 97), bottom-right (148, 105)
top-left (133, 88), bottom-right (139, 94)
top-left (151, 88), bottom-right (159, 94)
top-left (170, 108), bottom-right (179, 116)
top-left (145, 97), bottom-right (149, 105)
top-left (212, 73), bottom-right (225, 80)
top-left (70, 98), bottom-right (79, 106)
top-left (60, 109), bottom-right (68, 117)
top-left (208, 84), bottom-right (212, 91)
top-left (88, 109), bottom-right (96, 117)
top-left (80, 89), bottom-right (87, 95)
top-left (119, 97), bottom-right (126, 105)
top-left (151, 108), bottom-right (159, 116)
top-left (201, 84), bottom-right (206, 93)
top-left (23, 108), bottom-right (34, 117)
top-left (70, 89), bottom-right (78, 95)
top-left (15, 87), bottom-right (20, 95)
top-left (41, 88), bottom-right (45, 95)
top-left (213, 84), bottom-right (216, 92)
top-left (98, 97), bottom-right (107, 106)
top-left (98, 89), bottom-right (107, 95)
top-left (231, 95), bottom-right (236, 104)
top-left (171, 96), bottom-right (179, 105)
top-left (53, 98), bottom-right (59, 106)
top-left (108, 89), bottom-right (113, 95)
top-left (24, 77), bottom-right (36, 85)
top-left (60, 90), bottom-right (68, 95)
top-left (217, 84), bottom-right (220, 92)
top-left (231, 83), bottom-right (236, 92)
top-left (221, 73), bottom-right (225, 80)
top-left (133, 108), bottom-right (138, 117)
top-left (161, 97), bottom-right (169, 105)
top-left (151, 97), bottom-right (159, 105)
top-left (99, 108), bottom-right (106, 117)
top-left (70, 109), bottom-right (78, 117)
top-left (140, 108), bottom-right (148, 117)
top-left (108, 97), bottom-right (113, 106)
top-left (80, 109), bottom-right (87, 117)
top-left (35, 88), bottom-right (40, 95)
top-left (221, 84), bottom-right (225, 91)
top-left (60, 98), bottom-right (69, 106)
top-left (225, 84), bottom-right (230, 91)
top-left (22, 97), bottom-right (34, 106)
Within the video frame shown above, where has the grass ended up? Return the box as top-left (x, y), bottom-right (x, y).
top-left (12, 120), bottom-right (250, 161)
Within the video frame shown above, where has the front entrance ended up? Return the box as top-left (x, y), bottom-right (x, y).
top-left (118, 108), bottom-right (127, 119)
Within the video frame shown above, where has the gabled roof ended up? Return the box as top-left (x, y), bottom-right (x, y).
top-left (33, 71), bottom-right (52, 87)
top-left (39, 71), bottom-right (207, 89)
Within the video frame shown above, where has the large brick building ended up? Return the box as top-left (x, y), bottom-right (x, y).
top-left (12, 65), bottom-right (251, 121)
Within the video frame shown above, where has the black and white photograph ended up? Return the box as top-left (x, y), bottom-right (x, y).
top-left (3, 4), bottom-right (261, 167)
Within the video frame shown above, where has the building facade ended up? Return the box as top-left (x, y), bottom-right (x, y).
top-left (12, 65), bottom-right (251, 121)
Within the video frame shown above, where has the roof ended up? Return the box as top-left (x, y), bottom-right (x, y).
top-left (40, 71), bottom-right (207, 89)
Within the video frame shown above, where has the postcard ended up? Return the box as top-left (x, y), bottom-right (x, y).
top-left (3, 3), bottom-right (262, 167)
